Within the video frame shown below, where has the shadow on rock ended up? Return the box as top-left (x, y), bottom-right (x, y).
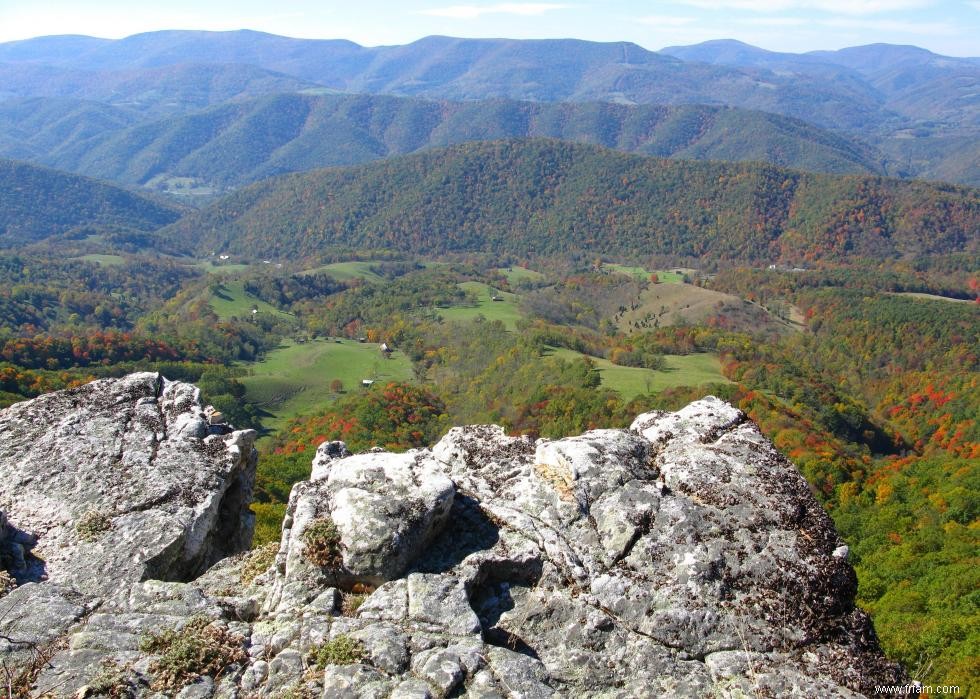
top-left (411, 494), bottom-right (500, 575)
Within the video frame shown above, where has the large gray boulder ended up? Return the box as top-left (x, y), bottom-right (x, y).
top-left (5, 386), bottom-right (903, 698)
top-left (264, 443), bottom-right (456, 612)
top-left (0, 373), bottom-right (257, 669)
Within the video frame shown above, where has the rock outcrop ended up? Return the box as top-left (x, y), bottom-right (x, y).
top-left (0, 378), bottom-right (904, 697)
top-left (0, 373), bottom-right (257, 677)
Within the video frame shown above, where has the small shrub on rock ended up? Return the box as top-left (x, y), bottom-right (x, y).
top-left (270, 681), bottom-right (320, 699)
top-left (139, 615), bottom-right (246, 692)
top-left (240, 541), bottom-right (279, 585)
top-left (76, 509), bottom-right (113, 542)
top-left (85, 659), bottom-right (140, 698)
top-left (341, 592), bottom-right (366, 617)
top-left (302, 517), bottom-right (343, 568)
top-left (307, 634), bottom-right (366, 668)
top-left (0, 570), bottom-right (15, 597)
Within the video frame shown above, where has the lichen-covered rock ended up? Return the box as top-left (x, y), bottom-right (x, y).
top-left (0, 373), bottom-right (257, 675)
top-left (6, 386), bottom-right (903, 698)
top-left (264, 448), bottom-right (455, 612)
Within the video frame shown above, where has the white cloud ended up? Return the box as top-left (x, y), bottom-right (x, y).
top-left (819, 16), bottom-right (959, 33)
top-left (735, 15), bottom-right (808, 24)
top-left (638, 14), bottom-right (698, 26)
top-left (668, 0), bottom-right (934, 15)
top-left (418, 3), bottom-right (570, 19)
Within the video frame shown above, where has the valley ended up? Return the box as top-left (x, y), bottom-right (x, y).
top-left (0, 25), bottom-right (976, 697)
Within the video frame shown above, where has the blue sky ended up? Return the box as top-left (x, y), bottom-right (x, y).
top-left (1, 1), bottom-right (978, 55)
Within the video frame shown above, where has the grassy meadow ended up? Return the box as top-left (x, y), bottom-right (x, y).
top-left (604, 263), bottom-right (687, 283)
top-left (207, 280), bottom-right (294, 321)
top-left (438, 281), bottom-right (524, 330)
top-left (498, 266), bottom-right (546, 284)
top-left (242, 338), bottom-right (414, 433)
top-left (544, 346), bottom-right (729, 400)
top-left (75, 253), bottom-right (126, 266)
top-left (301, 260), bottom-right (386, 283)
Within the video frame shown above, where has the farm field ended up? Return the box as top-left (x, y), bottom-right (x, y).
top-left (242, 338), bottom-right (414, 433)
top-left (301, 260), bottom-right (386, 283)
top-left (207, 280), bottom-right (294, 321)
top-left (195, 259), bottom-right (253, 274)
top-left (544, 346), bottom-right (729, 400)
top-left (498, 266), bottom-right (546, 284)
top-left (75, 253), bottom-right (125, 266)
top-left (604, 263), bottom-right (688, 283)
top-left (616, 279), bottom-right (791, 333)
top-left (438, 281), bottom-right (524, 330)
top-left (894, 292), bottom-right (973, 304)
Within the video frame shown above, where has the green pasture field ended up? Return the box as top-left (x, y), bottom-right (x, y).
top-left (242, 338), bottom-right (414, 433)
top-left (604, 263), bottom-right (686, 284)
top-left (301, 260), bottom-right (386, 283)
top-left (75, 253), bottom-right (125, 266)
top-left (207, 280), bottom-right (293, 321)
top-left (437, 281), bottom-right (523, 330)
top-left (544, 346), bottom-right (729, 400)
top-left (196, 260), bottom-right (252, 274)
top-left (498, 266), bottom-right (546, 284)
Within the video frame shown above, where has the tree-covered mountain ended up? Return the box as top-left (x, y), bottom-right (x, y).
top-left (0, 97), bottom-right (141, 162)
top-left (2, 31), bottom-right (975, 185)
top-left (0, 61), bottom-right (321, 116)
top-left (661, 40), bottom-right (980, 185)
top-left (164, 140), bottom-right (979, 263)
top-left (0, 30), bottom-right (917, 130)
top-left (0, 159), bottom-right (184, 246)
top-left (662, 40), bottom-right (979, 125)
top-left (6, 93), bottom-right (883, 192)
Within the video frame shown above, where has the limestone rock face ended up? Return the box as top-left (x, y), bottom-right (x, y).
top-left (264, 444), bottom-right (456, 612)
top-left (0, 373), bottom-right (257, 666)
top-left (2, 385), bottom-right (903, 698)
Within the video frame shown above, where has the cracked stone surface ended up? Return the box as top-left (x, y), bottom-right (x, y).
top-left (2, 382), bottom-right (903, 697)
top-left (0, 373), bottom-right (257, 668)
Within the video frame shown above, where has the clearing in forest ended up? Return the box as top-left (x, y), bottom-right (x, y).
top-left (242, 338), bottom-right (413, 432)
top-left (437, 281), bottom-right (524, 330)
top-left (544, 346), bottom-right (729, 400)
top-left (207, 280), bottom-right (294, 321)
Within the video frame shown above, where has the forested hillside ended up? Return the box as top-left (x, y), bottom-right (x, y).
top-left (4, 93), bottom-right (883, 192)
top-left (0, 32), bottom-right (886, 130)
top-left (0, 159), bottom-right (184, 246)
top-left (166, 140), bottom-right (979, 262)
top-left (0, 62), bottom-right (320, 117)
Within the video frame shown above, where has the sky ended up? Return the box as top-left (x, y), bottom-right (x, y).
top-left (1, 1), bottom-right (978, 56)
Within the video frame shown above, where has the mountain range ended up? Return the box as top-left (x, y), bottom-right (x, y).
top-left (0, 93), bottom-right (884, 194)
top-left (3, 31), bottom-right (972, 131)
top-left (0, 31), bottom-right (976, 189)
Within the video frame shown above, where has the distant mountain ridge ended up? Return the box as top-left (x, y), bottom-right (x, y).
top-left (0, 31), bottom-right (976, 185)
top-left (0, 61), bottom-right (321, 116)
top-left (0, 93), bottom-right (884, 193)
top-left (163, 140), bottom-right (980, 263)
top-left (662, 39), bottom-right (980, 128)
top-left (0, 30), bottom-right (931, 129)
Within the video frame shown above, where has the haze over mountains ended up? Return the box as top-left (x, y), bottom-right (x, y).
top-left (0, 30), bottom-right (976, 193)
